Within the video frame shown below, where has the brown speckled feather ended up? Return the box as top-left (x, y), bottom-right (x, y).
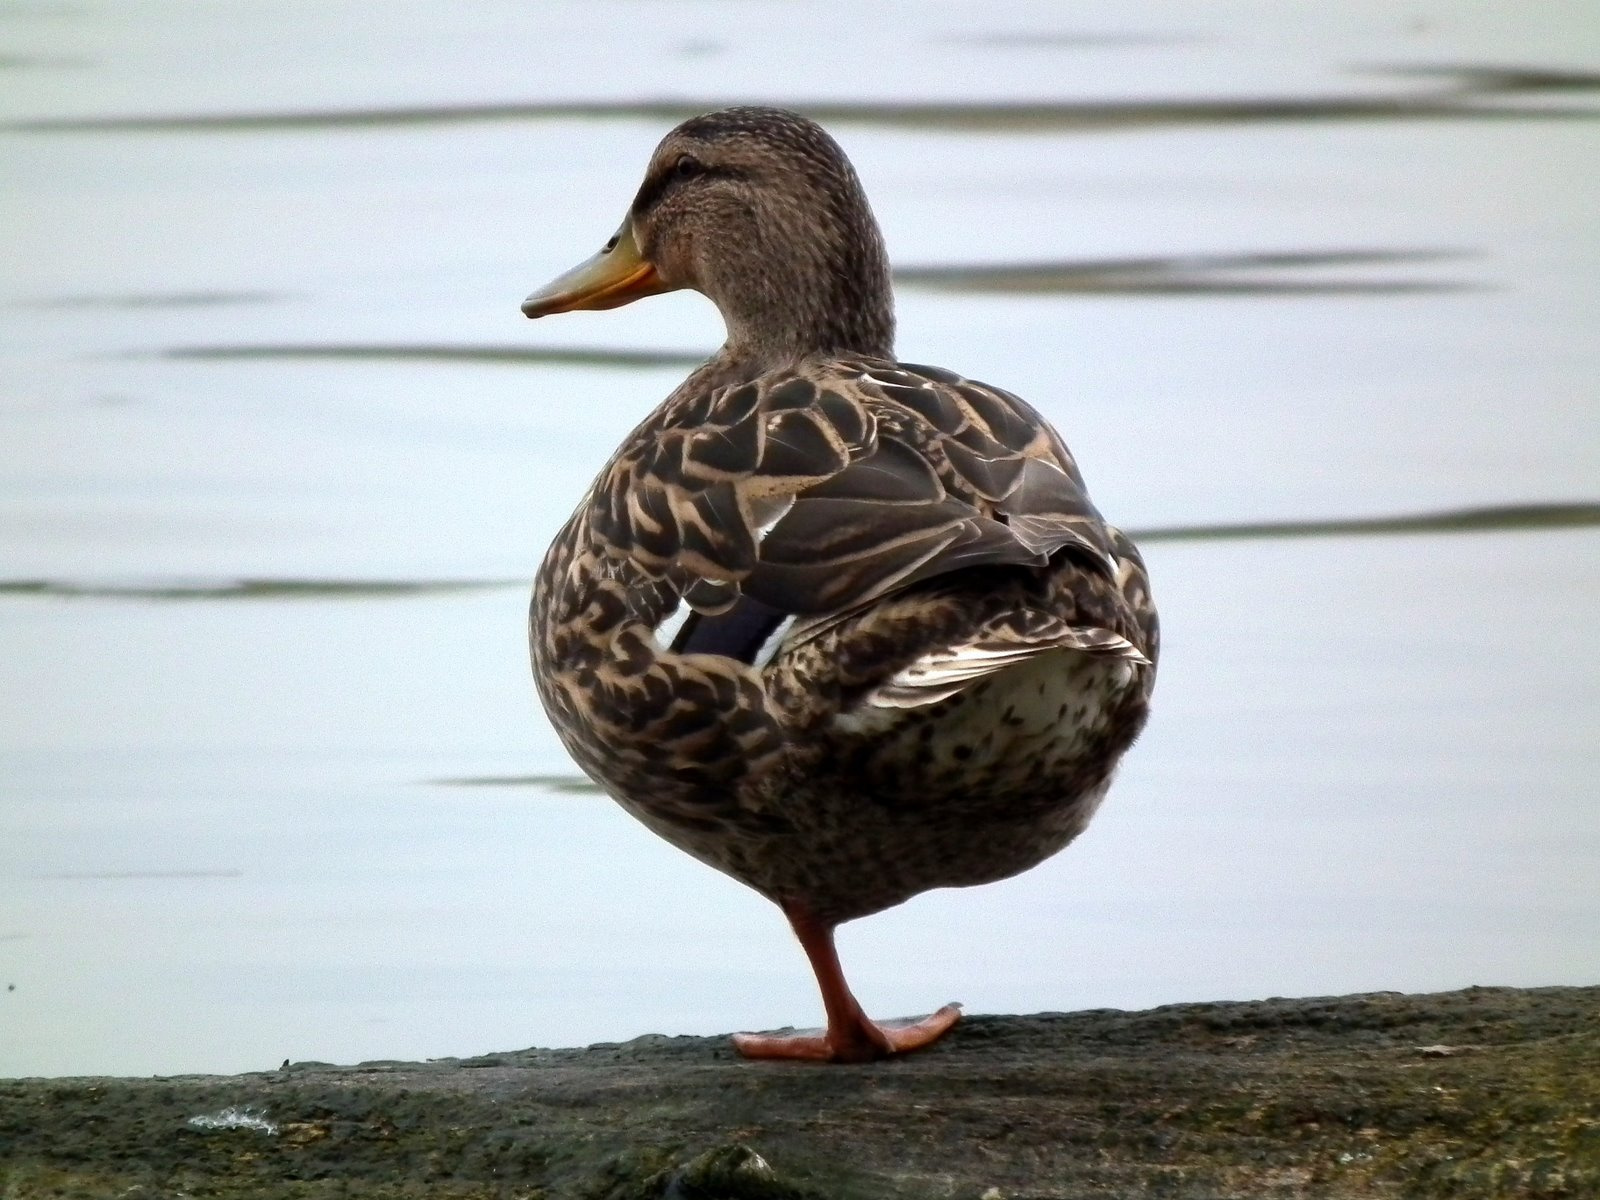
top-left (532, 355), bottom-right (1157, 923)
top-left (589, 358), bottom-right (1119, 614)
top-left (526, 106), bottom-right (1157, 929)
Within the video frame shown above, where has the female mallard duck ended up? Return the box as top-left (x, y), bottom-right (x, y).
top-left (522, 107), bottom-right (1158, 1062)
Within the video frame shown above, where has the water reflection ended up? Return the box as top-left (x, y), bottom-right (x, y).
top-left (3, 0), bottom-right (1596, 1080)
top-left (133, 249), bottom-right (1474, 326)
top-left (1394, 64), bottom-right (1600, 94)
top-left (432, 774), bottom-right (603, 794)
top-left (0, 54), bottom-right (87, 71)
top-left (952, 32), bottom-right (1187, 49)
top-left (896, 248), bottom-right (1476, 295)
top-left (1134, 501), bottom-right (1600, 543)
top-left (162, 344), bottom-right (708, 370)
top-left (0, 578), bottom-right (514, 600)
top-left (14, 65), bottom-right (1600, 133)
top-left (36, 869), bottom-right (243, 881)
top-left (37, 292), bottom-right (290, 310)
top-left (3, 500), bottom-right (1596, 605)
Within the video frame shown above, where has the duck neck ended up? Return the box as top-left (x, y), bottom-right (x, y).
top-left (711, 204), bottom-right (896, 365)
top-left (724, 276), bottom-right (895, 365)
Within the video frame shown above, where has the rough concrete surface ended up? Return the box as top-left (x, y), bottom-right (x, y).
top-left (2, 985), bottom-right (1596, 1198)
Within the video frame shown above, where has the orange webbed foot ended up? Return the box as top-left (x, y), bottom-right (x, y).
top-left (732, 1003), bottom-right (962, 1063)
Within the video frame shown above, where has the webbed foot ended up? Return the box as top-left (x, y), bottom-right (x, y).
top-left (732, 1002), bottom-right (962, 1062)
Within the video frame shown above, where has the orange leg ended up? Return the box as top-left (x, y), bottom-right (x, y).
top-left (731, 903), bottom-right (961, 1063)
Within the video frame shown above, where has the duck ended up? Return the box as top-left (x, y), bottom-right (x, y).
top-left (521, 106), bottom-right (1158, 1063)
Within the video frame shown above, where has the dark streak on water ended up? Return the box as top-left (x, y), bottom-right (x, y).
top-left (12, 68), bottom-right (1600, 133)
top-left (1, 505), bottom-right (1595, 604)
top-left (0, 52), bottom-right (88, 71)
top-left (135, 249), bottom-right (1477, 368)
top-left (36, 870), bottom-right (244, 881)
top-left (895, 248), bottom-right (1477, 296)
top-left (1391, 65), bottom-right (1600, 93)
top-left (0, 579), bottom-right (516, 601)
top-left (950, 32), bottom-right (1192, 49)
top-left (160, 345), bottom-right (708, 370)
top-left (431, 774), bottom-right (604, 794)
top-left (1134, 502), bottom-right (1600, 543)
top-left (37, 292), bottom-right (291, 310)
top-left (138, 249), bottom-right (1475, 325)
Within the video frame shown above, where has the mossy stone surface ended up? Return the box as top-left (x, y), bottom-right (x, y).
top-left (2, 986), bottom-right (1595, 1198)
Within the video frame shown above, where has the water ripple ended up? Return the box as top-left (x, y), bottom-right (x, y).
top-left (430, 774), bottom-right (603, 794)
top-left (1134, 502), bottom-right (1600, 543)
top-left (896, 248), bottom-right (1477, 296)
top-left (160, 344), bottom-right (706, 370)
top-left (12, 68), bottom-right (1599, 133)
top-left (1, 504), bottom-right (1594, 603)
top-left (0, 578), bottom-right (517, 600)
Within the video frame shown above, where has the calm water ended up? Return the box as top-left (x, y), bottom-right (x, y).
top-left (2, 1), bottom-right (1598, 1078)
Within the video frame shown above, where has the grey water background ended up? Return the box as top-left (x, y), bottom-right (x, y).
top-left (2, 1), bottom-right (1597, 1078)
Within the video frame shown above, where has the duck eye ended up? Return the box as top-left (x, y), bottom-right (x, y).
top-left (673, 154), bottom-right (703, 179)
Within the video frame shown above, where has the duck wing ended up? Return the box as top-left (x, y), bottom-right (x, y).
top-left (592, 359), bottom-right (1145, 667)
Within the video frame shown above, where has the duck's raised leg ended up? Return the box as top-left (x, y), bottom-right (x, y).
top-left (731, 903), bottom-right (961, 1063)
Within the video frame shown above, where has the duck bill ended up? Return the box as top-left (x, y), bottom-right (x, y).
top-left (521, 219), bottom-right (669, 318)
